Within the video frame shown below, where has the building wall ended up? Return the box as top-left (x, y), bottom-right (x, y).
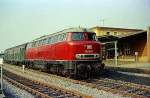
top-left (91, 27), bottom-right (143, 37)
top-left (91, 26), bottom-right (149, 62)
top-left (138, 26), bottom-right (150, 62)
top-left (131, 34), bottom-right (147, 56)
top-left (147, 26), bottom-right (150, 62)
top-left (115, 33), bottom-right (147, 62)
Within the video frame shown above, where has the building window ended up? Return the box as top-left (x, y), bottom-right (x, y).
top-left (114, 32), bottom-right (117, 35)
top-left (125, 48), bottom-right (130, 55)
top-left (106, 32), bottom-right (110, 35)
top-left (124, 43), bottom-right (130, 55)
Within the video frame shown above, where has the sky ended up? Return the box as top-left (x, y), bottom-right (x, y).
top-left (0, 0), bottom-right (150, 51)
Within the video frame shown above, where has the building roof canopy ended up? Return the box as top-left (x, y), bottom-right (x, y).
top-left (98, 31), bottom-right (147, 43)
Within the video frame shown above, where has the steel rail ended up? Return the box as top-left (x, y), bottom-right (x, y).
top-left (4, 70), bottom-right (91, 98)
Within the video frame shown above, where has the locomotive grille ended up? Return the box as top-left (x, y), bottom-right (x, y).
top-left (76, 54), bottom-right (99, 59)
top-left (84, 55), bottom-right (94, 58)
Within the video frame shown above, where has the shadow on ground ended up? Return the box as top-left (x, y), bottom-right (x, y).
top-left (97, 69), bottom-right (150, 86)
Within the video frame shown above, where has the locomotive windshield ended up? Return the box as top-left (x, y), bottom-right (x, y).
top-left (72, 32), bottom-right (84, 41)
top-left (71, 32), bottom-right (97, 41)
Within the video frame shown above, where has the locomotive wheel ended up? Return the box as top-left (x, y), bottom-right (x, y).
top-left (94, 63), bottom-right (105, 76)
top-left (76, 64), bottom-right (91, 79)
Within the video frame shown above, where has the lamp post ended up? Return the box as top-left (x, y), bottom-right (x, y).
top-left (0, 58), bottom-right (3, 93)
top-left (114, 41), bottom-right (118, 65)
top-left (101, 41), bottom-right (118, 65)
top-left (100, 19), bottom-right (106, 26)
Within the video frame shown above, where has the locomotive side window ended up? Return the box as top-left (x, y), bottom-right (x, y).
top-left (51, 36), bottom-right (56, 43)
top-left (53, 36), bottom-right (57, 43)
top-left (42, 39), bottom-right (47, 45)
top-left (32, 42), bottom-right (36, 47)
top-left (62, 33), bottom-right (67, 41)
top-left (55, 35), bottom-right (59, 42)
top-left (72, 32), bottom-right (84, 41)
top-left (35, 41), bottom-right (39, 47)
top-left (39, 40), bottom-right (43, 46)
top-left (48, 37), bottom-right (52, 44)
top-left (27, 43), bottom-right (32, 48)
top-left (58, 33), bottom-right (67, 41)
top-left (87, 33), bottom-right (97, 41)
top-left (45, 38), bottom-right (49, 44)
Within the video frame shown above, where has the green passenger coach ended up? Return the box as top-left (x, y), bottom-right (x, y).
top-left (4, 43), bottom-right (27, 65)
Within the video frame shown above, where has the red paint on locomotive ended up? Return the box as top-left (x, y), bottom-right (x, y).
top-left (4, 27), bottom-right (104, 78)
top-left (25, 32), bottom-right (101, 61)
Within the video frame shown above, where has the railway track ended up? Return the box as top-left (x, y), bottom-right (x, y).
top-left (81, 78), bottom-right (150, 98)
top-left (3, 64), bottom-right (150, 98)
top-left (3, 70), bottom-right (91, 98)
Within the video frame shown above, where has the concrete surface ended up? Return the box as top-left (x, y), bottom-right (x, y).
top-left (104, 60), bottom-right (150, 74)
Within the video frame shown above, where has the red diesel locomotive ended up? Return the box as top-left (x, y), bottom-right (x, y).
top-left (4, 27), bottom-right (104, 78)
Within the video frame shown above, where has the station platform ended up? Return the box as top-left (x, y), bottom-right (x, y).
top-left (0, 94), bottom-right (5, 98)
top-left (0, 90), bottom-right (5, 98)
top-left (104, 61), bottom-right (150, 74)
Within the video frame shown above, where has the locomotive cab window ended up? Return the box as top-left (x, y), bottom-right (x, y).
top-left (71, 32), bottom-right (84, 41)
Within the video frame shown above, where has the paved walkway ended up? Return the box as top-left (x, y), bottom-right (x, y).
top-left (104, 59), bottom-right (150, 69)
top-left (106, 62), bottom-right (150, 69)
top-left (104, 61), bottom-right (150, 74)
top-left (0, 93), bottom-right (5, 98)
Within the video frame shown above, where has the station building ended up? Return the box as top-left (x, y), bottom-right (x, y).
top-left (90, 26), bottom-right (150, 62)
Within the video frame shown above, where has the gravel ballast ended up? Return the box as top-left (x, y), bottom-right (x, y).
top-left (3, 79), bottom-right (35, 98)
top-left (3, 64), bottom-right (130, 98)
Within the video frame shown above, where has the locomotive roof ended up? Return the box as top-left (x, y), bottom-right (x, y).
top-left (33, 27), bottom-right (94, 42)
top-left (5, 27), bottom-right (94, 51)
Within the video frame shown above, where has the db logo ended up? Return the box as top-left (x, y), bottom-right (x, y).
top-left (86, 45), bottom-right (92, 49)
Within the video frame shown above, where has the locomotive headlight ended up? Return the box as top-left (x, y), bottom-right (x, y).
top-left (95, 54), bottom-right (100, 58)
top-left (76, 54), bottom-right (84, 59)
top-left (76, 54), bottom-right (81, 59)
